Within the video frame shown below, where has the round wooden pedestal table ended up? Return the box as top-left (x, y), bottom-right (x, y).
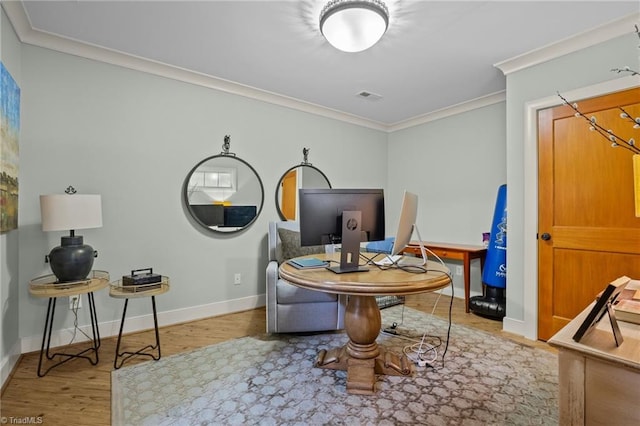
top-left (279, 253), bottom-right (451, 395)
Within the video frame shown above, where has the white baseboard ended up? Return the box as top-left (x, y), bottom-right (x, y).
top-left (1, 340), bottom-right (22, 389)
top-left (502, 316), bottom-right (526, 338)
top-left (440, 285), bottom-right (535, 341)
top-left (19, 294), bottom-right (266, 355)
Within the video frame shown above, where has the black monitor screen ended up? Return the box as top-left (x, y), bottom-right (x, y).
top-left (224, 205), bottom-right (257, 227)
top-left (299, 188), bottom-right (385, 247)
top-left (190, 204), bottom-right (224, 227)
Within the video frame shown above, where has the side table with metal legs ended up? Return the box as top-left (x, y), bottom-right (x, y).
top-left (28, 271), bottom-right (110, 377)
top-left (109, 278), bottom-right (170, 369)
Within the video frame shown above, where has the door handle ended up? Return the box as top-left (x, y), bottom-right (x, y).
top-left (540, 233), bottom-right (551, 241)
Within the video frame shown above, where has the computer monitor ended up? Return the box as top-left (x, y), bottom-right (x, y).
top-left (190, 204), bottom-right (224, 227)
top-left (374, 190), bottom-right (426, 270)
top-left (299, 188), bottom-right (385, 273)
top-left (223, 205), bottom-right (257, 227)
top-left (390, 191), bottom-right (418, 256)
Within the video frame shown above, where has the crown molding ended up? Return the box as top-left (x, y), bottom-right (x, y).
top-left (4, 2), bottom-right (634, 133)
top-left (495, 12), bottom-right (640, 75)
top-left (3, 0), bottom-right (498, 133)
top-left (388, 91), bottom-right (506, 132)
top-left (1, 1), bottom-right (389, 132)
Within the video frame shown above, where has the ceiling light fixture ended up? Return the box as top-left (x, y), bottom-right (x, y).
top-left (320, 0), bottom-right (389, 53)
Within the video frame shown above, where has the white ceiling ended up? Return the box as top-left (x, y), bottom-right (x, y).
top-left (7, 1), bottom-right (640, 128)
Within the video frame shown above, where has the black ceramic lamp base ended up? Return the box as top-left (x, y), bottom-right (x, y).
top-left (47, 235), bottom-right (97, 283)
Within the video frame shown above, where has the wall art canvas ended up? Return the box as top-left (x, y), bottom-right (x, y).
top-left (0, 62), bottom-right (20, 232)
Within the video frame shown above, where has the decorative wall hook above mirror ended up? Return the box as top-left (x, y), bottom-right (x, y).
top-left (183, 134), bottom-right (264, 234)
top-left (220, 134), bottom-right (236, 156)
top-left (275, 148), bottom-right (331, 221)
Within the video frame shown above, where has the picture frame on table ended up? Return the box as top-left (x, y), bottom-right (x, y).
top-left (572, 276), bottom-right (630, 346)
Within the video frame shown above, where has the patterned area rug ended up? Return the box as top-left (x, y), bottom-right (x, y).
top-left (111, 306), bottom-right (558, 425)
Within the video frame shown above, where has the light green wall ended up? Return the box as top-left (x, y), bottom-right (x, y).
top-left (387, 102), bottom-right (506, 297)
top-left (17, 45), bottom-right (388, 340)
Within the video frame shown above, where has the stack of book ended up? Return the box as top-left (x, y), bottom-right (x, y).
top-left (287, 257), bottom-right (329, 269)
top-left (614, 283), bottom-right (640, 325)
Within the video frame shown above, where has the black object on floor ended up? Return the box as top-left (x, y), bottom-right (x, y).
top-left (469, 285), bottom-right (506, 320)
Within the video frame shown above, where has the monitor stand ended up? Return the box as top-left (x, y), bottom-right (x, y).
top-left (409, 224), bottom-right (427, 267)
top-left (327, 210), bottom-right (369, 274)
top-left (381, 223), bottom-right (427, 268)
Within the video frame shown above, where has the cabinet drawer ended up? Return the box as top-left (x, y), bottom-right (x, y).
top-left (428, 248), bottom-right (464, 260)
top-left (403, 246), bottom-right (465, 261)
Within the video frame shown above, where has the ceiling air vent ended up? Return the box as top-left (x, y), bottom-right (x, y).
top-left (357, 91), bottom-right (383, 101)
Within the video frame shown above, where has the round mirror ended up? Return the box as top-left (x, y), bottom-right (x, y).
top-left (184, 153), bottom-right (264, 233)
top-left (276, 164), bottom-right (331, 221)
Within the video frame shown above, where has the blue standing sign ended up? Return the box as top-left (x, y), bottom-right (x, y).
top-left (482, 184), bottom-right (507, 289)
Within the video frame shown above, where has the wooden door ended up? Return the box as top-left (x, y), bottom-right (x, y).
top-left (537, 87), bottom-right (640, 341)
top-left (281, 169), bottom-right (297, 220)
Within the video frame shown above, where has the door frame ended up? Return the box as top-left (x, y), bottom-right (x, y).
top-left (520, 75), bottom-right (639, 340)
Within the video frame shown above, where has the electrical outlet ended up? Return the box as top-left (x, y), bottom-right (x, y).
top-left (234, 273), bottom-right (242, 285)
top-left (455, 266), bottom-right (463, 276)
top-left (69, 294), bottom-right (82, 310)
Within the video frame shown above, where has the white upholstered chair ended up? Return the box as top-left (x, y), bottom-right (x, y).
top-left (266, 221), bottom-right (346, 333)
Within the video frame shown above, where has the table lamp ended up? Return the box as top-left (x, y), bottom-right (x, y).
top-left (40, 186), bottom-right (102, 283)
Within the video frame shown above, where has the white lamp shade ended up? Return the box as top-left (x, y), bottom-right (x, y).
top-left (320, 1), bottom-right (389, 53)
top-left (40, 194), bottom-right (103, 232)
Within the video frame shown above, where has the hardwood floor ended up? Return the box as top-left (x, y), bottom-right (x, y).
top-left (0, 293), bottom-right (553, 425)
